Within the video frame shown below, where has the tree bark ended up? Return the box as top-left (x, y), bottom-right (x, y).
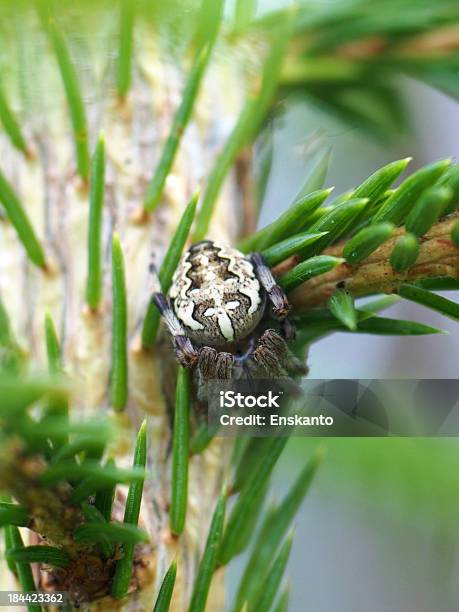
top-left (0, 26), bottom-right (247, 611)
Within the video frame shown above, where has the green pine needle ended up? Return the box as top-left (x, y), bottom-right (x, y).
top-left (51, 435), bottom-right (109, 464)
top-left (250, 533), bottom-right (293, 612)
top-left (44, 313), bottom-right (61, 374)
top-left (0, 502), bottom-right (28, 528)
top-left (6, 545), bottom-right (70, 568)
top-left (0, 298), bottom-right (23, 374)
top-left (261, 231), bottom-right (328, 267)
top-left (190, 421), bottom-right (217, 454)
top-left (414, 277), bottom-right (459, 291)
top-left (329, 290), bottom-right (357, 330)
top-left (219, 437), bottom-right (288, 565)
top-left (5, 527), bottom-right (40, 612)
top-left (451, 220), bottom-right (459, 246)
top-left (44, 14), bottom-right (90, 180)
top-left (232, 437), bottom-right (281, 494)
top-left (0, 297), bottom-right (14, 347)
top-left (357, 294), bottom-right (400, 314)
top-left (273, 583), bottom-right (290, 612)
top-left (300, 197), bottom-right (369, 258)
top-left (439, 163), bottom-right (459, 215)
top-left (74, 522), bottom-right (149, 545)
top-left (20, 417), bottom-right (111, 441)
top-left (390, 233), bottom-right (419, 272)
top-left (71, 476), bottom-right (118, 504)
top-left (111, 420), bottom-right (147, 599)
top-left (117, 0), bottom-right (135, 98)
top-left (294, 310), bottom-right (443, 338)
top-left (153, 560), bottom-right (177, 612)
top-left (95, 458), bottom-right (117, 521)
top-left (0, 168), bottom-right (46, 268)
top-left (4, 523), bottom-right (19, 576)
top-left (279, 255), bottom-right (344, 293)
top-left (111, 232), bottom-right (128, 410)
top-left (300, 147), bottom-right (332, 195)
top-left (193, 13), bottom-right (293, 242)
top-left (372, 159), bottom-right (451, 225)
top-left (193, 0), bottom-right (225, 51)
top-left (353, 157), bottom-right (411, 201)
top-left (405, 185), bottom-right (452, 236)
top-left (353, 316), bottom-right (444, 336)
top-left (343, 222), bottom-right (394, 264)
top-left (86, 133), bottom-right (106, 310)
top-left (398, 284), bottom-right (459, 322)
top-left (170, 367), bottom-right (190, 535)
top-left (240, 189), bottom-right (332, 253)
top-left (43, 314), bottom-right (69, 450)
top-left (144, 46), bottom-right (213, 212)
top-left (189, 490), bottom-right (226, 612)
top-left (81, 503), bottom-right (115, 558)
top-left (142, 191), bottom-right (198, 347)
top-left (0, 375), bottom-right (64, 418)
top-left (0, 83), bottom-right (29, 155)
top-left (40, 460), bottom-right (144, 486)
top-left (234, 448), bottom-right (322, 610)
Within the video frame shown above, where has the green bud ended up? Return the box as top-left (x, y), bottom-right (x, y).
top-left (390, 233), bottom-right (419, 272)
top-left (343, 222), bottom-right (394, 265)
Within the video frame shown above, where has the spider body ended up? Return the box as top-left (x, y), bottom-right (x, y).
top-left (169, 241), bottom-right (265, 346)
top-left (153, 240), bottom-right (305, 381)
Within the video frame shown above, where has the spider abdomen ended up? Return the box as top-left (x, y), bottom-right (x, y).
top-left (169, 240), bottom-right (265, 347)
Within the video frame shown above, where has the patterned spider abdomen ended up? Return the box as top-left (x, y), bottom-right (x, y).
top-left (169, 240), bottom-right (266, 346)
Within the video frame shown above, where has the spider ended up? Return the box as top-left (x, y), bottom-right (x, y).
top-left (152, 240), bottom-right (306, 385)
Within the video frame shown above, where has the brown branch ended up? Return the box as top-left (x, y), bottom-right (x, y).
top-left (285, 212), bottom-right (459, 311)
top-left (236, 147), bottom-right (257, 239)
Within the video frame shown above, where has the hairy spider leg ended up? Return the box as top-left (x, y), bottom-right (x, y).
top-left (251, 252), bottom-right (291, 319)
top-left (250, 252), bottom-right (296, 340)
top-left (153, 293), bottom-right (199, 367)
top-left (251, 329), bottom-right (307, 377)
top-left (195, 346), bottom-right (234, 402)
top-left (198, 346), bottom-right (234, 380)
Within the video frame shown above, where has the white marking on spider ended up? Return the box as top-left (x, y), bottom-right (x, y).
top-left (216, 309), bottom-right (234, 341)
top-left (179, 300), bottom-right (204, 331)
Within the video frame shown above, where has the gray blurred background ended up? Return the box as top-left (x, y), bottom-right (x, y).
top-left (227, 79), bottom-right (459, 611)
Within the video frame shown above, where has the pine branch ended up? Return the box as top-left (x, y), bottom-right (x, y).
top-left (287, 211), bottom-right (459, 311)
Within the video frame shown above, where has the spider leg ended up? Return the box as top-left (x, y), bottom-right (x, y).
top-left (152, 293), bottom-right (199, 368)
top-left (196, 347), bottom-right (234, 402)
top-left (251, 329), bottom-right (307, 377)
top-left (251, 330), bottom-right (288, 378)
top-left (197, 346), bottom-right (233, 380)
top-left (251, 252), bottom-right (291, 320)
